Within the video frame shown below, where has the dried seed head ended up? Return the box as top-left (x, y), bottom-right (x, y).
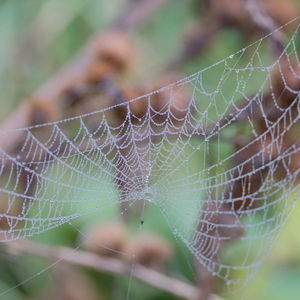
top-left (89, 31), bottom-right (135, 76)
top-left (272, 61), bottom-right (300, 105)
top-left (0, 197), bottom-right (21, 230)
top-left (29, 97), bottom-right (59, 126)
top-left (124, 233), bottom-right (173, 270)
top-left (210, 0), bottom-right (246, 26)
top-left (125, 86), bottom-right (148, 120)
top-left (149, 75), bottom-right (192, 123)
top-left (83, 222), bottom-right (127, 256)
top-left (264, 0), bottom-right (299, 31)
top-left (86, 62), bottom-right (116, 84)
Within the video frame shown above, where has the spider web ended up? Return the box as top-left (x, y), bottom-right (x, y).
top-left (0, 18), bottom-right (300, 290)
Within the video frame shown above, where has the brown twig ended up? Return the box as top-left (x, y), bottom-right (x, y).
top-left (168, 0), bottom-right (298, 70)
top-left (244, 0), bottom-right (285, 55)
top-left (3, 239), bottom-right (224, 300)
top-left (114, 0), bottom-right (169, 30)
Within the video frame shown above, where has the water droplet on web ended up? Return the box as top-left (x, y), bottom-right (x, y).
top-left (226, 280), bottom-right (232, 286)
top-left (229, 54), bottom-right (234, 59)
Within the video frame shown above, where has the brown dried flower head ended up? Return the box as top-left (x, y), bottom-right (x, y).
top-left (124, 233), bottom-right (173, 269)
top-left (87, 30), bottom-right (135, 83)
top-left (83, 222), bottom-right (128, 257)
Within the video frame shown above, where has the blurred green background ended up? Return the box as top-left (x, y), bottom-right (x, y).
top-left (0, 0), bottom-right (300, 299)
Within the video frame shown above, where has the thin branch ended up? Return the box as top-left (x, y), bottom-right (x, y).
top-left (168, 0), bottom-right (295, 71)
top-left (244, 0), bottom-right (285, 55)
top-left (114, 0), bottom-right (169, 30)
top-left (3, 240), bottom-right (224, 300)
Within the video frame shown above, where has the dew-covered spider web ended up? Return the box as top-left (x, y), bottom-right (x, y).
top-left (1, 18), bottom-right (300, 291)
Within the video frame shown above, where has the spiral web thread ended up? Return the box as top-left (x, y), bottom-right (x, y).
top-left (0, 19), bottom-right (300, 289)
